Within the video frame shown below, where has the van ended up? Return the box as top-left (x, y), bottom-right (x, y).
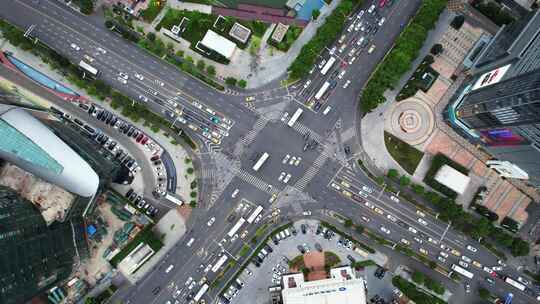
top-left (186, 238), bottom-right (195, 247)
top-left (284, 229), bottom-right (291, 237)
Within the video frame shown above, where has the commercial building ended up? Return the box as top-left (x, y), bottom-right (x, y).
top-left (199, 30), bottom-right (237, 59)
top-left (281, 266), bottom-right (366, 304)
top-left (434, 165), bottom-right (471, 195)
top-left (446, 10), bottom-right (540, 188)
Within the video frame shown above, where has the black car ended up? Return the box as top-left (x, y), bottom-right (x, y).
top-left (151, 287), bottom-right (161, 295)
top-left (125, 188), bottom-right (134, 198)
top-left (291, 227), bottom-right (297, 236)
top-left (254, 261), bottom-right (261, 267)
top-left (315, 243), bottom-right (323, 252)
top-left (264, 244), bottom-right (273, 253)
top-left (301, 224), bottom-right (307, 234)
top-left (314, 102), bottom-right (322, 111)
top-left (347, 255), bottom-right (356, 263)
top-left (272, 235), bottom-right (279, 245)
top-left (127, 128), bottom-right (135, 137)
top-left (344, 146), bottom-right (351, 155)
top-left (297, 245), bottom-right (306, 254)
top-left (316, 225), bottom-right (322, 235)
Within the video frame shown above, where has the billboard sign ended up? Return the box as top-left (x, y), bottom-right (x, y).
top-left (480, 128), bottom-right (527, 146)
top-left (472, 64), bottom-right (511, 90)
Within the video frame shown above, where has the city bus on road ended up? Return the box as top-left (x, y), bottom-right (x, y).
top-left (227, 217), bottom-right (246, 237)
top-left (252, 152), bottom-right (269, 171)
top-left (193, 283), bottom-right (209, 302)
top-left (287, 108), bottom-right (303, 127)
top-left (78, 60), bottom-right (99, 78)
top-left (164, 193), bottom-right (184, 206)
top-left (315, 81), bottom-right (331, 100)
top-left (451, 264), bottom-right (474, 279)
top-left (504, 277), bottom-right (526, 291)
top-left (246, 205), bottom-right (263, 224)
top-left (211, 255), bottom-right (228, 273)
top-left (320, 57), bottom-right (336, 75)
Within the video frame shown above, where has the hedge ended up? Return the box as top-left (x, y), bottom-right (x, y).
top-left (393, 276), bottom-right (447, 304)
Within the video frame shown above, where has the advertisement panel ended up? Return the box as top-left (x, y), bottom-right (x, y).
top-left (472, 64), bottom-right (511, 90)
top-left (480, 128), bottom-right (527, 146)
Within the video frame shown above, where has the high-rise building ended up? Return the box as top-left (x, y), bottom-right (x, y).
top-left (446, 10), bottom-right (540, 187)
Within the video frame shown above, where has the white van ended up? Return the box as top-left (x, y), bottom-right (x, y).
top-left (323, 106), bottom-right (332, 115)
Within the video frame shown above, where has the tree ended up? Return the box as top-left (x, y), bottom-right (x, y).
top-left (312, 9), bottom-right (321, 20)
top-left (225, 77), bottom-right (237, 86)
top-left (430, 43), bottom-right (443, 56)
top-left (196, 60), bottom-right (206, 71)
top-left (238, 79), bottom-right (247, 88)
top-left (478, 287), bottom-right (490, 300)
top-left (344, 219), bottom-right (353, 228)
top-left (399, 175), bottom-right (411, 186)
top-left (105, 20), bottom-right (114, 29)
top-left (428, 261), bottom-right (437, 269)
top-left (501, 217), bottom-right (519, 232)
top-left (206, 65), bottom-right (216, 76)
top-left (79, 0), bottom-right (94, 15)
top-left (387, 169), bottom-right (399, 179)
top-left (411, 271), bottom-right (425, 285)
top-left (175, 50), bottom-right (184, 58)
top-left (189, 200), bottom-right (197, 208)
top-left (412, 184), bottom-right (424, 195)
top-left (511, 238), bottom-right (530, 256)
top-left (355, 225), bottom-right (365, 234)
top-left (190, 191), bottom-right (197, 198)
top-left (450, 15), bottom-right (465, 30)
top-left (147, 32), bottom-right (156, 42)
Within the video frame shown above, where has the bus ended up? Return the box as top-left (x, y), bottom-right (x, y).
top-left (504, 277), bottom-right (526, 291)
top-left (246, 205), bottom-right (263, 224)
top-left (164, 193), bottom-right (184, 206)
top-left (79, 60), bottom-right (99, 78)
top-left (193, 283), bottom-right (209, 302)
top-left (211, 255), bottom-right (228, 273)
top-left (227, 217), bottom-right (246, 237)
top-left (320, 57), bottom-right (336, 76)
top-left (252, 152), bottom-right (269, 171)
top-left (451, 264), bottom-right (474, 279)
top-left (315, 81), bottom-right (331, 100)
top-left (287, 108), bottom-right (303, 127)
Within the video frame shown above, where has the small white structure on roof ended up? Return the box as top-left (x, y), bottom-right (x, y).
top-left (434, 165), bottom-right (471, 195)
top-left (200, 30), bottom-right (237, 59)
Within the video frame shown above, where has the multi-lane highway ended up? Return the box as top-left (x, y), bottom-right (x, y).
top-left (1, 0), bottom-right (539, 303)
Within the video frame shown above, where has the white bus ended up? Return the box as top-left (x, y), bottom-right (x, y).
top-left (320, 57), bottom-right (336, 75)
top-left (193, 283), bottom-right (209, 302)
top-left (164, 193), bottom-right (184, 206)
top-left (227, 217), bottom-right (246, 237)
top-left (451, 264), bottom-right (474, 279)
top-left (287, 108), bottom-right (303, 127)
top-left (79, 60), bottom-right (99, 78)
top-left (314, 81), bottom-right (331, 100)
top-left (252, 152), bottom-right (269, 171)
top-left (504, 277), bottom-right (526, 291)
top-left (211, 255), bottom-right (228, 273)
top-left (246, 205), bottom-right (263, 224)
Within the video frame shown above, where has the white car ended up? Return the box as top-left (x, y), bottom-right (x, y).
top-left (440, 251), bottom-right (449, 258)
top-left (157, 80), bottom-right (165, 87)
top-left (117, 77), bottom-right (127, 84)
top-left (231, 189), bottom-right (239, 198)
top-left (378, 17), bottom-right (386, 27)
top-left (138, 95), bottom-right (149, 102)
top-left (303, 80), bottom-right (312, 89)
top-left (390, 195), bottom-right (399, 203)
top-left (278, 172), bottom-right (286, 182)
top-left (343, 80), bottom-right (351, 88)
top-left (280, 112), bottom-right (289, 122)
top-left (483, 266), bottom-right (495, 275)
top-left (517, 277), bottom-right (530, 285)
top-left (368, 45), bottom-right (376, 54)
top-left (408, 227), bottom-right (417, 234)
top-left (302, 211), bottom-right (312, 216)
top-left (458, 260), bottom-right (469, 268)
top-left (294, 157), bottom-right (301, 166)
top-left (400, 238), bottom-right (410, 245)
top-left (83, 54), bottom-right (94, 62)
top-left (437, 256), bottom-right (446, 263)
top-left (466, 245), bottom-right (477, 253)
top-left (70, 43), bottom-right (81, 51)
top-left (414, 237), bottom-right (423, 244)
top-left (491, 266), bottom-right (503, 271)
top-left (416, 210), bottom-right (426, 217)
top-left (347, 24), bottom-right (354, 32)
top-left (417, 218), bottom-right (428, 226)
top-left (282, 154), bottom-right (291, 164)
top-left (318, 59), bottom-right (327, 69)
top-left (289, 156), bottom-right (296, 165)
top-left (329, 46), bottom-right (337, 55)
top-left (348, 48), bottom-right (357, 57)
top-left (461, 255), bottom-right (472, 263)
top-left (348, 56), bottom-right (356, 64)
top-left (356, 10), bottom-right (365, 19)
top-left (185, 277), bottom-right (194, 286)
top-left (368, 4), bottom-right (376, 14)
top-left (134, 73), bottom-right (144, 81)
top-left (283, 173), bottom-right (292, 184)
top-left (96, 47), bottom-right (107, 54)
top-left (356, 36), bottom-right (365, 46)
top-left (337, 70), bottom-right (346, 79)
top-left (165, 264), bottom-right (174, 273)
top-left (207, 217), bottom-right (216, 226)
top-left (386, 214), bottom-right (397, 222)
top-left (380, 226), bottom-right (390, 235)
top-left (118, 72), bottom-right (129, 80)
top-left (362, 186), bottom-right (373, 193)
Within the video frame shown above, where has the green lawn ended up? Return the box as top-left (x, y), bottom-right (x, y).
top-left (268, 26), bottom-right (303, 52)
top-left (140, 0), bottom-right (165, 23)
top-left (384, 131), bottom-right (424, 175)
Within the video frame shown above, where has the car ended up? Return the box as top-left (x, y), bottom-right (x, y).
top-left (451, 249), bottom-right (461, 257)
top-left (464, 283), bottom-right (470, 293)
top-left (117, 77), bottom-right (127, 84)
top-left (348, 48), bottom-right (357, 57)
top-left (390, 195), bottom-right (399, 203)
top-left (497, 259), bottom-right (506, 267)
top-left (485, 277), bottom-right (495, 285)
top-left (380, 226), bottom-right (390, 234)
top-left (303, 80), bottom-right (312, 89)
top-left (356, 36), bottom-right (365, 46)
top-left (96, 47), bottom-right (106, 54)
top-left (491, 266), bottom-right (503, 271)
top-left (282, 154), bottom-right (290, 164)
top-left (302, 243), bottom-right (311, 253)
top-left (278, 172), bottom-right (286, 182)
top-left (461, 255), bottom-right (472, 263)
top-left (417, 218), bottom-right (428, 226)
top-left (483, 266), bottom-right (495, 276)
top-left (337, 70), bottom-right (346, 79)
top-left (302, 211), bottom-right (311, 216)
top-left (329, 46), bottom-right (337, 55)
top-left (83, 54), bottom-right (94, 62)
top-left (231, 189), bottom-right (239, 198)
top-left (347, 24), bottom-right (354, 32)
top-left (362, 185), bottom-right (373, 194)
top-left (151, 286), bottom-right (161, 295)
top-left (348, 56), bottom-right (356, 64)
top-left (414, 237), bottom-right (423, 244)
top-left (368, 45), bottom-right (376, 54)
top-left (318, 59), bottom-right (327, 69)
top-left (440, 251), bottom-right (449, 258)
top-left (165, 264), bottom-right (174, 273)
top-left (289, 156), bottom-right (296, 165)
top-left (134, 73), bottom-right (144, 81)
top-left (118, 72), bottom-right (129, 80)
top-left (466, 245), bottom-right (477, 253)
top-left (386, 214), bottom-right (397, 222)
top-left (378, 17), bottom-right (386, 26)
top-left (283, 174), bottom-right (292, 184)
top-left (294, 157), bottom-right (301, 166)
top-left (416, 210), bottom-right (426, 217)
top-left (518, 277), bottom-right (530, 285)
top-left (400, 238), bottom-right (411, 245)
top-left (70, 43), bottom-right (81, 51)
top-left (207, 217), bottom-right (216, 226)
top-left (343, 80), bottom-right (351, 88)
top-left (280, 112), bottom-right (289, 122)
top-left (368, 4), bottom-right (376, 13)
top-left (374, 207), bottom-right (383, 215)
top-left (297, 245), bottom-right (306, 254)
top-left (437, 256), bottom-right (446, 263)
top-left (459, 260), bottom-right (469, 268)
top-left (419, 248), bottom-right (428, 255)
top-left (245, 96), bottom-right (255, 102)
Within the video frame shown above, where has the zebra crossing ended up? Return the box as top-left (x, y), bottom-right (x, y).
top-left (224, 88), bottom-right (240, 96)
top-left (234, 168), bottom-right (278, 195)
top-left (233, 117), bottom-right (269, 155)
top-left (294, 152), bottom-right (329, 191)
top-left (291, 122), bottom-right (324, 143)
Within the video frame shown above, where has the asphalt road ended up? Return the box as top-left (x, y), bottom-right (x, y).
top-left (1, 0), bottom-right (539, 303)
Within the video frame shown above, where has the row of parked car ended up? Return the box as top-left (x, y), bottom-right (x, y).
top-left (125, 188), bottom-right (158, 217)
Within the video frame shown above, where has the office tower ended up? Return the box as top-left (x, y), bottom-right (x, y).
top-left (446, 10), bottom-right (540, 187)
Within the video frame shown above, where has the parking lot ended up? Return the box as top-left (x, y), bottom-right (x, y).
top-left (222, 219), bottom-right (391, 304)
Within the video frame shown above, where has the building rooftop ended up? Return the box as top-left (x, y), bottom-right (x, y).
top-left (200, 30), bottom-right (237, 59)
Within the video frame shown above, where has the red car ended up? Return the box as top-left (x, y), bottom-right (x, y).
top-left (379, 0), bottom-right (387, 8)
top-left (141, 136), bottom-right (149, 145)
top-left (151, 155), bottom-right (160, 161)
top-left (136, 133), bottom-right (144, 143)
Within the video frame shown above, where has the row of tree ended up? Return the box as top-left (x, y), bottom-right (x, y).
top-left (287, 0), bottom-right (361, 80)
top-left (359, 0), bottom-right (448, 112)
